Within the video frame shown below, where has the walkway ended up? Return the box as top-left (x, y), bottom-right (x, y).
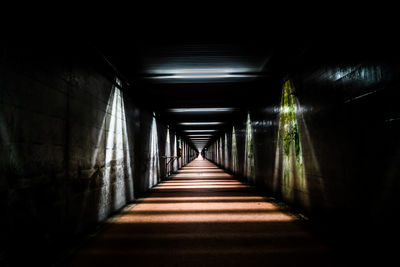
top-left (67, 157), bottom-right (338, 266)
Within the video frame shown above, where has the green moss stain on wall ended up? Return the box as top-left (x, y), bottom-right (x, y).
top-left (277, 80), bottom-right (308, 207)
top-left (280, 80), bottom-right (302, 165)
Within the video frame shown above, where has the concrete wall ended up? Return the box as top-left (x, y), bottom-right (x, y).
top-left (0, 43), bottom-right (190, 266)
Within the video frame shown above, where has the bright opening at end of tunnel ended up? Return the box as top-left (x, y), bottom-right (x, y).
top-left (187, 134), bottom-right (214, 136)
top-left (178, 122), bottom-right (224, 125)
top-left (184, 130), bottom-right (218, 132)
top-left (167, 108), bottom-right (235, 113)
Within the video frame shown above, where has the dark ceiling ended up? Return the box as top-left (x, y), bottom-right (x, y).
top-left (5, 13), bottom-right (398, 150)
top-left (93, 34), bottom-right (295, 150)
top-left (88, 19), bottom-right (398, 150)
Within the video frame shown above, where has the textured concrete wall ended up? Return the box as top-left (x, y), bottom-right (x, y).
top-left (0, 44), bottom-right (176, 265)
top-left (208, 62), bottom-right (400, 241)
top-left (291, 63), bottom-right (400, 220)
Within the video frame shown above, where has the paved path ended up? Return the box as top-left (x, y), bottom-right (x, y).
top-left (67, 157), bottom-right (339, 266)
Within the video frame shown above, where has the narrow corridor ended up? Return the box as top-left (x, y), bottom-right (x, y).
top-left (67, 157), bottom-right (337, 266)
top-left (3, 28), bottom-right (399, 266)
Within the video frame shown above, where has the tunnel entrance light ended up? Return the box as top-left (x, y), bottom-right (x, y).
top-left (167, 108), bottom-right (235, 113)
top-left (184, 130), bottom-right (218, 132)
top-left (178, 122), bottom-right (224, 125)
top-left (187, 134), bottom-right (214, 137)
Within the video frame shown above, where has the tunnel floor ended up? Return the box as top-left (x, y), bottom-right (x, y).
top-left (66, 157), bottom-right (340, 266)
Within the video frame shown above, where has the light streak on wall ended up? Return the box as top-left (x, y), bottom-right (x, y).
top-left (216, 140), bottom-right (219, 164)
top-left (231, 126), bottom-right (238, 174)
top-left (184, 140), bottom-right (186, 165)
top-left (173, 134), bottom-right (178, 172)
top-left (224, 133), bottom-right (229, 168)
top-left (273, 80), bottom-right (309, 208)
top-left (219, 137), bottom-right (223, 166)
top-left (178, 138), bottom-right (182, 169)
top-left (165, 127), bottom-right (171, 176)
top-left (98, 79), bottom-right (134, 220)
top-left (244, 113), bottom-right (255, 183)
top-left (329, 64), bottom-right (383, 84)
top-left (148, 116), bottom-right (160, 188)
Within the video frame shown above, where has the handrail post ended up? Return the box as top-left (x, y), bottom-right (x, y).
top-left (161, 156), bottom-right (178, 178)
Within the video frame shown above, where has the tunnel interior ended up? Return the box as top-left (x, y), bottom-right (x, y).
top-left (1, 22), bottom-right (400, 266)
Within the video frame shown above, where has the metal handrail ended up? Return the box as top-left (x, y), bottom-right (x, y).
top-left (161, 156), bottom-right (178, 177)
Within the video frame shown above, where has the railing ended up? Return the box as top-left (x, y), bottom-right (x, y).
top-left (161, 156), bottom-right (178, 177)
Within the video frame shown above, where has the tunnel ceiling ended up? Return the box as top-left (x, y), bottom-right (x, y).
top-left (90, 24), bottom-right (398, 150)
top-left (93, 32), bottom-right (297, 149)
top-left (4, 16), bottom-right (397, 150)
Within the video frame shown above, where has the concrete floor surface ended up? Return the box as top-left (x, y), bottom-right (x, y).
top-left (67, 157), bottom-right (340, 266)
